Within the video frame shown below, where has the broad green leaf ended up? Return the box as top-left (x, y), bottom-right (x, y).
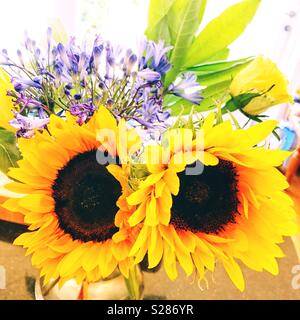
top-left (202, 80), bottom-right (232, 98)
top-left (197, 0), bottom-right (207, 25)
top-left (169, 99), bottom-right (194, 116)
top-left (168, 0), bottom-right (207, 44)
top-left (164, 0), bottom-right (205, 86)
top-left (145, 0), bottom-right (176, 41)
top-left (163, 94), bottom-right (180, 107)
top-left (205, 48), bottom-right (230, 62)
top-left (169, 96), bottom-right (221, 115)
top-left (0, 128), bottom-right (21, 174)
top-left (185, 0), bottom-right (261, 67)
top-left (168, 80), bottom-right (232, 116)
top-left (188, 57), bottom-right (253, 73)
top-left (196, 59), bottom-right (252, 86)
top-left (149, 16), bottom-right (172, 44)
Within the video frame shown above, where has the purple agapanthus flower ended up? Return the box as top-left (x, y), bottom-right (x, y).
top-left (168, 72), bottom-right (203, 105)
top-left (1, 29), bottom-right (178, 139)
top-left (150, 41), bottom-right (173, 75)
top-left (136, 97), bottom-right (170, 128)
top-left (69, 103), bottom-right (96, 125)
top-left (11, 77), bottom-right (43, 92)
top-left (137, 38), bottom-right (172, 77)
top-left (137, 68), bottom-right (161, 82)
top-left (10, 112), bottom-right (49, 138)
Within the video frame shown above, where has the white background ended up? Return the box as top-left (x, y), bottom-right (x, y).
top-left (1, 0), bottom-right (300, 93)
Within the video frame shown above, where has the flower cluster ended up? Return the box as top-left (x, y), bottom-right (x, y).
top-left (1, 30), bottom-right (202, 138)
top-left (0, 0), bottom-right (297, 299)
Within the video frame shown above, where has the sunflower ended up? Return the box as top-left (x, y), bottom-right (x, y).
top-left (1, 106), bottom-right (141, 286)
top-left (126, 114), bottom-right (298, 291)
top-left (0, 67), bottom-right (16, 132)
top-left (0, 172), bottom-right (24, 224)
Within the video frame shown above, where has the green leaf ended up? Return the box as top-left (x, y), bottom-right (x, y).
top-left (165, 58), bottom-right (252, 116)
top-left (168, 80), bottom-right (232, 116)
top-left (205, 48), bottom-right (230, 62)
top-left (188, 57), bottom-right (253, 73)
top-left (196, 59), bottom-right (252, 86)
top-left (167, 0), bottom-right (207, 44)
top-left (169, 96), bottom-right (220, 115)
top-left (197, 0), bottom-right (207, 25)
top-left (164, 0), bottom-right (206, 86)
top-left (185, 0), bottom-right (261, 67)
top-left (202, 80), bottom-right (232, 98)
top-left (0, 127), bottom-right (21, 174)
top-left (149, 17), bottom-right (172, 44)
top-left (224, 92), bottom-right (262, 112)
top-left (145, 0), bottom-right (176, 41)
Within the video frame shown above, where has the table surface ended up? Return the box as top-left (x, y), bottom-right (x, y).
top-left (1, 232), bottom-right (300, 300)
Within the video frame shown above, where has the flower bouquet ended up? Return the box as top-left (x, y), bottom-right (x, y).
top-left (0, 0), bottom-right (297, 300)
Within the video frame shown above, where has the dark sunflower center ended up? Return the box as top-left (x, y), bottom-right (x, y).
top-left (52, 150), bottom-right (121, 242)
top-left (171, 160), bottom-right (239, 234)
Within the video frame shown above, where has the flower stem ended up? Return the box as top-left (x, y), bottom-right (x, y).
top-left (41, 277), bottom-right (60, 297)
top-left (125, 265), bottom-right (144, 300)
top-left (77, 280), bottom-right (89, 300)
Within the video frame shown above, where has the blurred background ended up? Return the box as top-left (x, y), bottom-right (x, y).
top-left (1, 0), bottom-right (300, 300)
top-left (2, 0), bottom-right (300, 116)
top-left (2, 0), bottom-right (300, 89)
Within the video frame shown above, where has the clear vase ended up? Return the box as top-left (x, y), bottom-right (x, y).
top-left (35, 267), bottom-right (144, 300)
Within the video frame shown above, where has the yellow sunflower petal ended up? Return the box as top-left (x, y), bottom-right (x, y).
top-left (222, 257), bottom-right (245, 292)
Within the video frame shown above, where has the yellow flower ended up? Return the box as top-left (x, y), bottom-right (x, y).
top-left (125, 114), bottom-right (298, 291)
top-left (230, 56), bottom-right (293, 115)
top-left (1, 107), bottom-right (140, 286)
top-left (0, 172), bottom-right (24, 224)
top-left (0, 67), bottom-right (16, 132)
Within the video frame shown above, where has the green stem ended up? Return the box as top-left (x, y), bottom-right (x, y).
top-left (41, 277), bottom-right (60, 297)
top-left (124, 265), bottom-right (144, 300)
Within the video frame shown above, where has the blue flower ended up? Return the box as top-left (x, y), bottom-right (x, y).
top-left (69, 103), bottom-right (96, 125)
top-left (10, 112), bottom-right (49, 138)
top-left (137, 68), bottom-right (161, 82)
top-left (137, 97), bottom-right (170, 128)
top-left (150, 41), bottom-right (172, 72)
top-left (11, 77), bottom-right (43, 92)
top-left (138, 38), bottom-right (172, 77)
top-left (168, 72), bottom-right (203, 105)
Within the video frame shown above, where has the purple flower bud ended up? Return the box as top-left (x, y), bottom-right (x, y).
top-left (124, 54), bottom-right (137, 75)
top-left (93, 45), bottom-right (104, 70)
top-left (47, 27), bottom-right (52, 48)
top-left (57, 43), bottom-right (70, 68)
top-left (138, 69), bottom-right (161, 82)
top-left (106, 99), bottom-right (114, 107)
top-left (78, 52), bottom-right (88, 72)
top-left (168, 72), bottom-right (203, 105)
top-left (12, 77), bottom-right (43, 92)
top-left (65, 83), bottom-right (74, 90)
top-left (35, 48), bottom-right (41, 58)
top-left (98, 81), bottom-right (105, 89)
top-left (52, 47), bottom-right (58, 57)
top-left (64, 89), bottom-right (71, 96)
top-left (14, 83), bottom-right (26, 92)
top-left (74, 93), bottom-right (82, 100)
top-left (17, 50), bottom-right (24, 66)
